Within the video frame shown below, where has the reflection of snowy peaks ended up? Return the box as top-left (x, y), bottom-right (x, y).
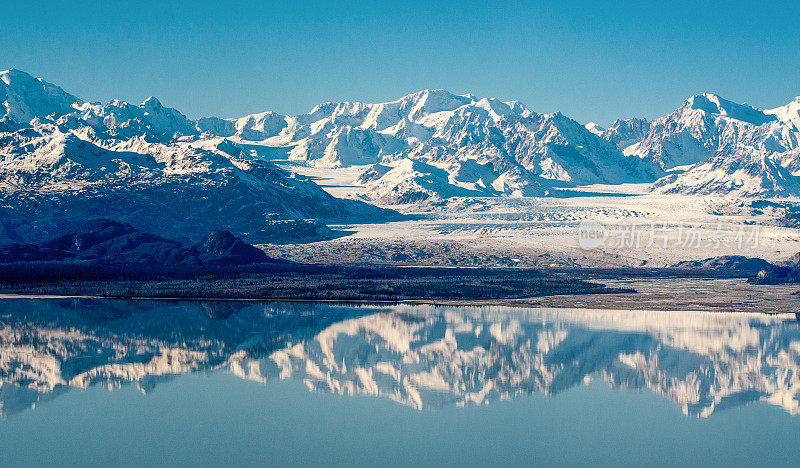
top-left (255, 307), bottom-right (800, 416)
top-left (3, 301), bottom-right (799, 417)
top-left (0, 299), bottom-right (363, 416)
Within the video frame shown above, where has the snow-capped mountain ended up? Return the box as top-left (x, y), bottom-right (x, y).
top-left (0, 69), bottom-right (665, 209)
top-left (651, 149), bottom-right (800, 197)
top-left (242, 89), bottom-right (662, 201)
top-left (58, 96), bottom-right (200, 143)
top-left (3, 67), bottom-right (800, 213)
top-left (584, 121), bottom-right (606, 136)
top-left (3, 301), bottom-right (799, 418)
top-left (197, 110), bottom-right (288, 141)
top-left (0, 68), bottom-right (82, 128)
top-left (622, 93), bottom-right (800, 171)
top-left (600, 117), bottom-right (651, 151)
top-left (583, 93), bottom-right (800, 197)
top-left (222, 90), bottom-right (800, 201)
top-left (765, 96), bottom-right (800, 131)
top-left (0, 127), bottom-right (390, 243)
top-left (625, 94), bottom-right (779, 169)
top-left (0, 70), bottom-right (394, 243)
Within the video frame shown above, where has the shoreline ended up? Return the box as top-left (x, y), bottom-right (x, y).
top-left (1, 277), bottom-right (796, 314)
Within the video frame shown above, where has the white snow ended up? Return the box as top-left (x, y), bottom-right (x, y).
top-left (766, 96), bottom-right (800, 130)
top-left (585, 121), bottom-right (606, 136)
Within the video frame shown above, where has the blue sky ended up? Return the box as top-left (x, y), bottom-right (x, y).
top-left (3, 0), bottom-right (799, 125)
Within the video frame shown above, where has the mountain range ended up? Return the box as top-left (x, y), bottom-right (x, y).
top-left (0, 69), bottom-right (396, 243)
top-left (2, 68), bottom-right (800, 242)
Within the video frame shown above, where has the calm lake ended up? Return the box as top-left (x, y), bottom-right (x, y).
top-left (1, 298), bottom-right (800, 467)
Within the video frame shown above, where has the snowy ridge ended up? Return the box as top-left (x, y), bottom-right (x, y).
top-left (766, 96), bottom-right (800, 131)
top-left (584, 122), bottom-right (605, 136)
top-left (2, 72), bottom-right (661, 203)
top-left (0, 69), bottom-right (82, 127)
top-left (193, 92), bottom-right (800, 200)
top-left (652, 148), bottom-right (800, 197)
top-left (603, 93), bottom-right (800, 197)
top-left (247, 89), bottom-right (661, 201)
top-left (600, 117), bottom-right (651, 150)
top-left (616, 94), bottom-right (800, 191)
top-left (59, 96), bottom-right (199, 143)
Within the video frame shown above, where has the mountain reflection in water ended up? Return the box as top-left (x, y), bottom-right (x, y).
top-left (1, 298), bottom-right (799, 418)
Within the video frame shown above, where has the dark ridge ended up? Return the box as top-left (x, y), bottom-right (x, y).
top-left (0, 219), bottom-right (280, 266)
top-left (197, 230), bottom-right (271, 264)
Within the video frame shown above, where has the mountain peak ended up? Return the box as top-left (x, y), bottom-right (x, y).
top-left (0, 68), bottom-right (82, 124)
top-left (585, 121), bottom-right (606, 136)
top-left (1, 68), bottom-right (35, 83)
top-left (765, 96), bottom-right (800, 129)
top-left (141, 96), bottom-right (163, 109)
top-left (683, 93), bottom-right (775, 125)
top-left (400, 88), bottom-right (474, 117)
top-left (686, 93), bottom-right (728, 112)
top-left (406, 88), bottom-right (456, 98)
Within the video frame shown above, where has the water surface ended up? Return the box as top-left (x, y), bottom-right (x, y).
top-left (1, 299), bottom-right (799, 466)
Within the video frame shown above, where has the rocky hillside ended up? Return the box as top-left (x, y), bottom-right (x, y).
top-left (0, 219), bottom-right (277, 265)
